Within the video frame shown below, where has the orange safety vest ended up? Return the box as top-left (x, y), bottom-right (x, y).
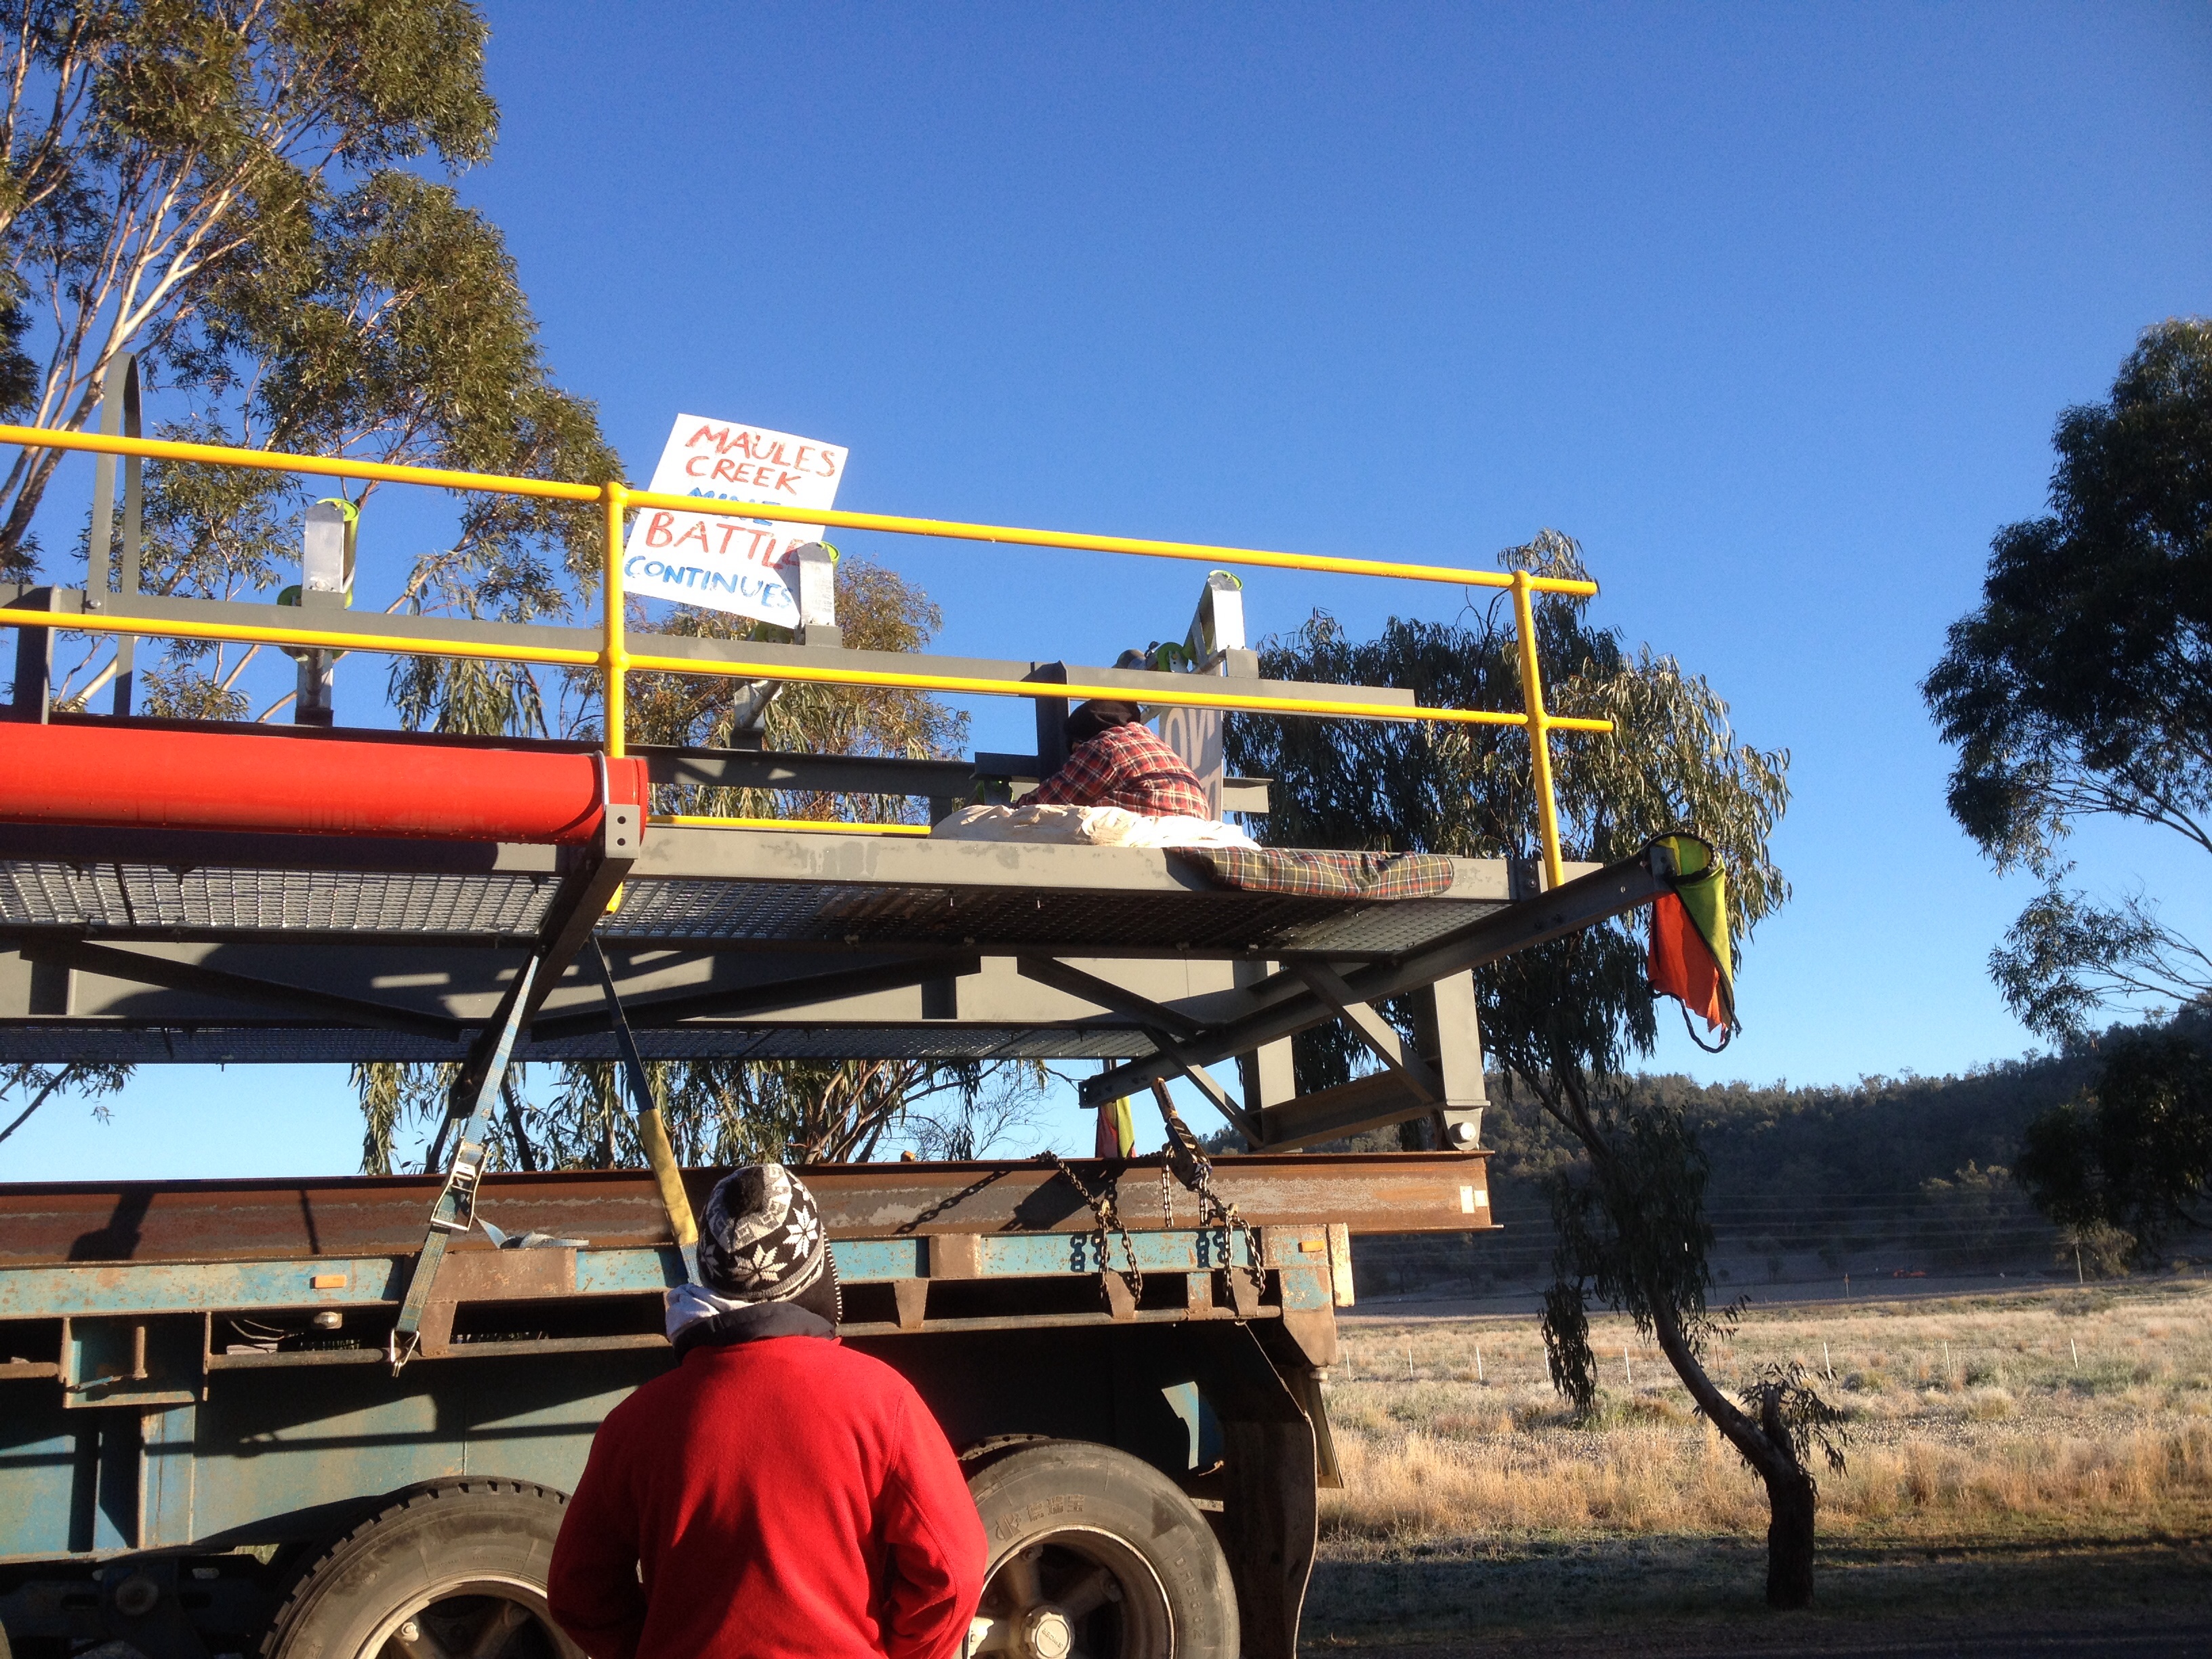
top-left (1646, 834), bottom-right (1736, 1034)
top-left (1094, 1094), bottom-right (1136, 1158)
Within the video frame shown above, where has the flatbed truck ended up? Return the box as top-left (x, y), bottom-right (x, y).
top-left (0, 413), bottom-right (1671, 1658)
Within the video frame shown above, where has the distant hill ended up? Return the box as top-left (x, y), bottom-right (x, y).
top-left (1208, 1009), bottom-right (2209, 1298)
top-left (1288, 1019), bottom-right (2208, 1298)
top-left (1461, 1050), bottom-right (2097, 1292)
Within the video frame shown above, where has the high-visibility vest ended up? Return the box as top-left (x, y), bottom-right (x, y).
top-left (1094, 1094), bottom-right (1136, 1158)
top-left (1647, 834), bottom-right (1736, 1033)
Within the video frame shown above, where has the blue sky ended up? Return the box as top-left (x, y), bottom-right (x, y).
top-left (9, 2), bottom-right (2210, 1179)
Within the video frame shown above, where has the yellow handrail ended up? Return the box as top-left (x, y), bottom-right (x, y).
top-left (652, 815), bottom-right (934, 836)
top-left (0, 604), bottom-right (1613, 735)
top-left (602, 483), bottom-right (630, 760)
top-left (1512, 569), bottom-right (1568, 892)
top-left (0, 423), bottom-right (1599, 596)
top-left (0, 422), bottom-right (1605, 880)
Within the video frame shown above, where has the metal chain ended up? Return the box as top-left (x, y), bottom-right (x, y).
top-left (1038, 1151), bottom-right (1143, 1309)
top-left (1149, 1083), bottom-right (1266, 1298)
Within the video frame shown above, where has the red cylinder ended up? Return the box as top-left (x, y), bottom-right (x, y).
top-left (0, 723), bottom-right (647, 844)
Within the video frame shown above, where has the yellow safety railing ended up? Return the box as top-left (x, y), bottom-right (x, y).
top-left (655, 813), bottom-right (933, 837)
top-left (0, 422), bottom-right (1605, 887)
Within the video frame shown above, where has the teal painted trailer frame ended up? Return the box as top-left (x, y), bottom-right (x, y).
top-left (0, 1154), bottom-right (1476, 1659)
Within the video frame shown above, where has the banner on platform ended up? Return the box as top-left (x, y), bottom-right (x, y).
top-left (621, 415), bottom-right (848, 625)
top-left (1156, 704), bottom-right (1225, 820)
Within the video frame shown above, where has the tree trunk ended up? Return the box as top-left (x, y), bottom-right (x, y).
top-left (1646, 1290), bottom-right (1821, 1609)
top-left (1554, 1086), bottom-right (1828, 1612)
top-left (1763, 1463), bottom-right (1817, 1608)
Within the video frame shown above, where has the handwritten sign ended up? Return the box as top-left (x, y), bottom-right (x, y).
top-left (622, 415), bottom-right (848, 626)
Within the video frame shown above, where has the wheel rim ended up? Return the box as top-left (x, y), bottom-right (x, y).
top-left (354, 1574), bottom-right (573, 1659)
top-left (974, 1528), bottom-right (1172, 1659)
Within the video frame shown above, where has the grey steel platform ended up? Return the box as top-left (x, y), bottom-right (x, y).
top-left (0, 825), bottom-right (1517, 955)
top-left (0, 808), bottom-right (1668, 1149)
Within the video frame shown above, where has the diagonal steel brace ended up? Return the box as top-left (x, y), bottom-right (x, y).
top-left (1080, 848), bottom-right (1668, 1109)
top-left (389, 954), bottom-right (539, 1370)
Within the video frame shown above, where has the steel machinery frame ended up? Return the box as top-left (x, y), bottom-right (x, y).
top-left (0, 414), bottom-right (1687, 1659)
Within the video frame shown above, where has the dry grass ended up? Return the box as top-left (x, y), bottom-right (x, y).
top-left (1321, 1277), bottom-right (2212, 1548)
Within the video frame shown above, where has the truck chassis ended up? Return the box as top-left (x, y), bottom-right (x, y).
top-left (0, 411), bottom-right (1670, 1658)
top-left (4, 1153), bottom-right (1492, 1658)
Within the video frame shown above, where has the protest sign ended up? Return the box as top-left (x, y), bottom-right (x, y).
top-left (622, 415), bottom-right (848, 626)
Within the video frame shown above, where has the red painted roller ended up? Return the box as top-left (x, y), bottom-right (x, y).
top-left (0, 722), bottom-right (647, 844)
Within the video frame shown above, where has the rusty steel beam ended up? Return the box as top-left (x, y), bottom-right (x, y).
top-left (0, 1152), bottom-right (1494, 1267)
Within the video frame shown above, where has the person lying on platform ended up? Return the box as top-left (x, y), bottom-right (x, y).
top-left (1024, 699), bottom-right (1211, 818)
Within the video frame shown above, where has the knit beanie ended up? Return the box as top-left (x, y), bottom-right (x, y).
top-left (696, 1164), bottom-right (839, 1324)
top-left (1065, 699), bottom-right (1143, 749)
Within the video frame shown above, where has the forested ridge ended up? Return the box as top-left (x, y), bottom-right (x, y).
top-left (1486, 1056), bottom-right (2085, 1278)
top-left (1345, 1006), bottom-right (2209, 1297)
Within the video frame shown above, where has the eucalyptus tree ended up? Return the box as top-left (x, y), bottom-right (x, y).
top-left (1923, 318), bottom-right (2211, 1039)
top-left (95, 159), bottom-right (617, 726)
top-left (0, 1060), bottom-right (131, 1147)
top-left (2, 2), bottom-right (1028, 1183)
top-left (2013, 1015), bottom-right (2211, 1266)
top-left (4, 1), bottom-right (628, 1151)
top-left (0, 0), bottom-right (505, 576)
top-left (1924, 319), bottom-right (2211, 1269)
top-left (356, 558), bottom-right (1044, 1178)
top-left (1230, 533), bottom-right (1842, 1607)
top-left (522, 1057), bottom-right (1042, 1174)
top-left (0, 3), bottom-right (1003, 1172)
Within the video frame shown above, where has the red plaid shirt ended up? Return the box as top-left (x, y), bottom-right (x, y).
top-left (1027, 722), bottom-right (1212, 818)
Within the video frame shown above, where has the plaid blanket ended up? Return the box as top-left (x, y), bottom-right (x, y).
top-left (1168, 846), bottom-right (1457, 900)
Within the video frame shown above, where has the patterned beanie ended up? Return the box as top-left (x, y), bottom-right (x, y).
top-left (696, 1164), bottom-right (830, 1306)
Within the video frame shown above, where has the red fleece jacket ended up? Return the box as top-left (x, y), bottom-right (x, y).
top-left (548, 1330), bottom-right (987, 1659)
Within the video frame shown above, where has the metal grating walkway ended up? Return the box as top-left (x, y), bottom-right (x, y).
top-left (0, 824), bottom-right (1591, 1069)
top-left (0, 830), bottom-right (1519, 958)
top-left (604, 876), bottom-right (1504, 956)
top-left (0, 861), bottom-right (558, 937)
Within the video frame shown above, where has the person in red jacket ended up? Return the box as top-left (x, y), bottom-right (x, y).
top-left (548, 1164), bottom-right (988, 1659)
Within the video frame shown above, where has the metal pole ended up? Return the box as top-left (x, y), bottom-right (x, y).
top-left (390, 954), bottom-right (541, 1368)
top-left (81, 355), bottom-right (141, 714)
top-left (85, 361), bottom-right (125, 600)
top-left (603, 483), bottom-right (629, 758)
top-left (115, 360), bottom-right (142, 716)
top-left (1511, 569), bottom-right (1566, 892)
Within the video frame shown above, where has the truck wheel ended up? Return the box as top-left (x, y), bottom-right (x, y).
top-left (965, 1439), bottom-right (1237, 1659)
top-left (259, 1479), bottom-right (579, 1659)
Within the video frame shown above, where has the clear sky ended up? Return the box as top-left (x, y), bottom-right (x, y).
top-left (8, 2), bottom-right (2209, 1179)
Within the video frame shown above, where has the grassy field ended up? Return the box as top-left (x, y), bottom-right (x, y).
top-left (1302, 1277), bottom-right (2212, 1652)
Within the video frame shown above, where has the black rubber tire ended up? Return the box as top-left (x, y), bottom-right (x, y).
top-left (965, 1439), bottom-right (1238, 1659)
top-left (258, 1479), bottom-right (581, 1659)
